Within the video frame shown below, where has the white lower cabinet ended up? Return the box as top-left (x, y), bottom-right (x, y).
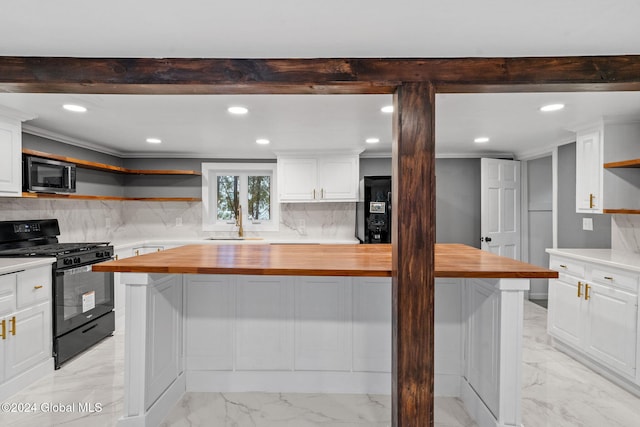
top-left (548, 254), bottom-right (639, 383)
top-left (0, 264), bottom-right (53, 400)
top-left (583, 282), bottom-right (637, 377)
top-left (4, 301), bottom-right (51, 380)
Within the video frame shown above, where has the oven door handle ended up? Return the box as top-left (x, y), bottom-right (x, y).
top-left (62, 265), bottom-right (94, 275)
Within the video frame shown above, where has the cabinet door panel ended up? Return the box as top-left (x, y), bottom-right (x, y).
top-left (278, 158), bottom-right (317, 201)
top-left (145, 275), bottom-right (182, 410)
top-left (0, 119), bottom-right (21, 197)
top-left (4, 302), bottom-right (51, 380)
top-left (295, 277), bottom-right (351, 371)
top-left (576, 129), bottom-right (602, 213)
top-left (236, 277), bottom-right (293, 370)
top-left (185, 275), bottom-right (234, 370)
top-left (353, 278), bottom-right (391, 372)
top-left (318, 157), bottom-right (358, 200)
top-left (547, 278), bottom-right (582, 347)
top-left (584, 283), bottom-right (637, 377)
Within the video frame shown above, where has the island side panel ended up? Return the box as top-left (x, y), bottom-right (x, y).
top-left (392, 82), bottom-right (436, 426)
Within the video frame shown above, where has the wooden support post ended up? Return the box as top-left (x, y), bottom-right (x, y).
top-left (391, 82), bottom-right (436, 426)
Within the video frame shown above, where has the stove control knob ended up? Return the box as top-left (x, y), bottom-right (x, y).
top-left (73, 257), bottom-right (81, 264)
top-left (96, 252), bottom-right (103, 258)
top-left (63, 258), bottom-right (73, 266)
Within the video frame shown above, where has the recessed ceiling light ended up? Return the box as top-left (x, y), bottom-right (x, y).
top-left (381, 105), bottom-right (394, 113)
top-left (63, 104), bottom-right (87, 113)
top-left (540, 103), bottom-right (565, 112)
top-left (146, 138), bottom-right (162, 144)
top-left (366, 138), bottom-right (380, 144)
top-left (256, 138), bottom-right (270, 145)
top-left (474, 137), bottom-right (490, 143)
top-left (228, 106), bottom-right (248, 115)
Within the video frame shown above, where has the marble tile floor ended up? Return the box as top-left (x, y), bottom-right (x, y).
top-left (2, 300), bottom-right (640, 426)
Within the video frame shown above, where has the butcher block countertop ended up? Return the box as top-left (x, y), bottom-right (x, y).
top-left (93, 243), bottom-right (558, 279)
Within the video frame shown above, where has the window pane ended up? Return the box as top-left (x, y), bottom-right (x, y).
top-left (248, 175), bottom-right (271, 220)
top-left (217, 175), bottom-right (239, 220)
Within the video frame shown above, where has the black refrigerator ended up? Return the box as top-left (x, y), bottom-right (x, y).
top-left (356, 176), bottom-right (392, 243)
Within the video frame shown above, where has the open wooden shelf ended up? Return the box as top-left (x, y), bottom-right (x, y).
top-left (604, 158), bottom-right (640, 168)
top-left (603, 208), bottom-right (640, 215)
top-left (22, 148), bottom-right (202, 176)
top-left (21, 192), bottom-right (201, 202)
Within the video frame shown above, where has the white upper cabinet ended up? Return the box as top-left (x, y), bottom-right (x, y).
top-left (575, 126), bottom-right (603, 213)
top-left (277, 152), bottom-right (360, 202)
top-left (277, 157), bottom-right (318, 201)
top-left (0, 108), bottom-right (35, 197)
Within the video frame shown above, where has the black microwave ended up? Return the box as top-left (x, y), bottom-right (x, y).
top-left (23, 156), bottom-right (76, 194)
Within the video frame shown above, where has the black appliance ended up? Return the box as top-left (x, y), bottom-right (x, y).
top-left (356, 176), bottom-right (392, 243)
top-left (0, 219), bottom-right (114, 369)
top-left (23, 155), bottom-right (77, 194)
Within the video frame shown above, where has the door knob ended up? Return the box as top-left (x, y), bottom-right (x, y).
top-left (480, 237), bottom-right (492, 242)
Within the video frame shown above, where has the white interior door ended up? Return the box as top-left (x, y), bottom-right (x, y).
top-left (481, 158), bottom-right (521, 259)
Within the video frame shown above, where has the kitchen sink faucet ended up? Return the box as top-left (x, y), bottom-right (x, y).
top-left (235, 205), bottom-right (244, 237)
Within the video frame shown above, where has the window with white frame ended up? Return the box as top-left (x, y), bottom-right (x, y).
top-left (202, 163), bottom-right (279, 231)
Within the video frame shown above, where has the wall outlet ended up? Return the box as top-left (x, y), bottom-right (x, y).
top-left (176, 217), bottom-right (183, 226)
top-left (297, 219), bottom-right (306, 235)
top-left (582, 217), bottom-right (593, 231)
top-left (105, 217), bottom-right (111, 228)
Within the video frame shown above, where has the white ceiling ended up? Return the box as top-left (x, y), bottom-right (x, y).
top-left (1, 0), bottom-right (640, 158)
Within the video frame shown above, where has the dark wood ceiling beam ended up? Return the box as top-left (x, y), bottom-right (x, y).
top-left (2, 55), bottom-right (640, 94)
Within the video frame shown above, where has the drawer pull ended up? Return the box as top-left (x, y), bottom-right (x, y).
top-left (577, 281), bottom-right (583, 298)
top-left (9, 316), bottom-right (16, 336)
top-left (559, 264), bottom-right (567, 269)
top-left (603, 276), bottom-right (613, 281)
top-left (33, 285), bottom-right (43, 290)
top-left (135, 250), bottom-right (140, 256)
top-left (1, 319), bottom-right (5, 340)
top-left (585, 284), bottom-right (591, 301)
top-left (115, 254), bottom-right (119, 261)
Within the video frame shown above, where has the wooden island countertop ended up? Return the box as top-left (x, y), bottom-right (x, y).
top-left (93, 243), bottom-right (558, 279)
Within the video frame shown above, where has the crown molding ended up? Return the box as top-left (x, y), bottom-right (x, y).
top-left (514, 138), bottom-right (574, 160)
top-left (22, 124), bottom-right (125, 157)
top-left (0, 105), bottom-right (36, 122)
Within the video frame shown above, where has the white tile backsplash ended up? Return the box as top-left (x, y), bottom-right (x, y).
top-left (0, 199), bottom-right (356, 243)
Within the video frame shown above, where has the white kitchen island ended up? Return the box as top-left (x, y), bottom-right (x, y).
top-left (93, 243), bottom-right (557, 427)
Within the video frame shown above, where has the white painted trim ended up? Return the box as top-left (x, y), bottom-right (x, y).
top-left (187, 371), bottom-right (390, 394)
top-left (436, 151), bottom-right (515, 159)
top-left (521, 161), bottom-right (529, 264)
top-left (274, 149), bottom-right (364, 157)
top-left (23, 125), bottom-right (124, 157)
top-left (0, 358), bottom-right (54, 402)
top-left (0, 105), bottom-right (37, 122)
top-left (201, 162), bottom-right (279, 232)
top-left (528, 291), bottom-right (549, 300)
top-left (552, 147), bottom-right (558, 249)
top-left (551, 338), bottom-right (640, 398)
top-left (514, 138), bottom-right (574, 161)
top-left (461, 380), bottom-right (519, 427)
top-left (117, 374), bottom-right (186, 427)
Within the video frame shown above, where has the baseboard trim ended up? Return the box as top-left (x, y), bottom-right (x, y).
top-left (117, 372), bottom-right (186, 427)
top-left (186, 371), bottom-right (391, 394)
top-left (0, 357), bottom-right (54, 402)
top-left (460, 380), bottom-right (522, 427)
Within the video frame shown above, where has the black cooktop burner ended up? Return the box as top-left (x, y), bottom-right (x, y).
top-left (0, 242), bottom-right (110, 257)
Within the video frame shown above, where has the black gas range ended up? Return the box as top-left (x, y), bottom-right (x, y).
top-left (0, 219), bottom-right (115, 368)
